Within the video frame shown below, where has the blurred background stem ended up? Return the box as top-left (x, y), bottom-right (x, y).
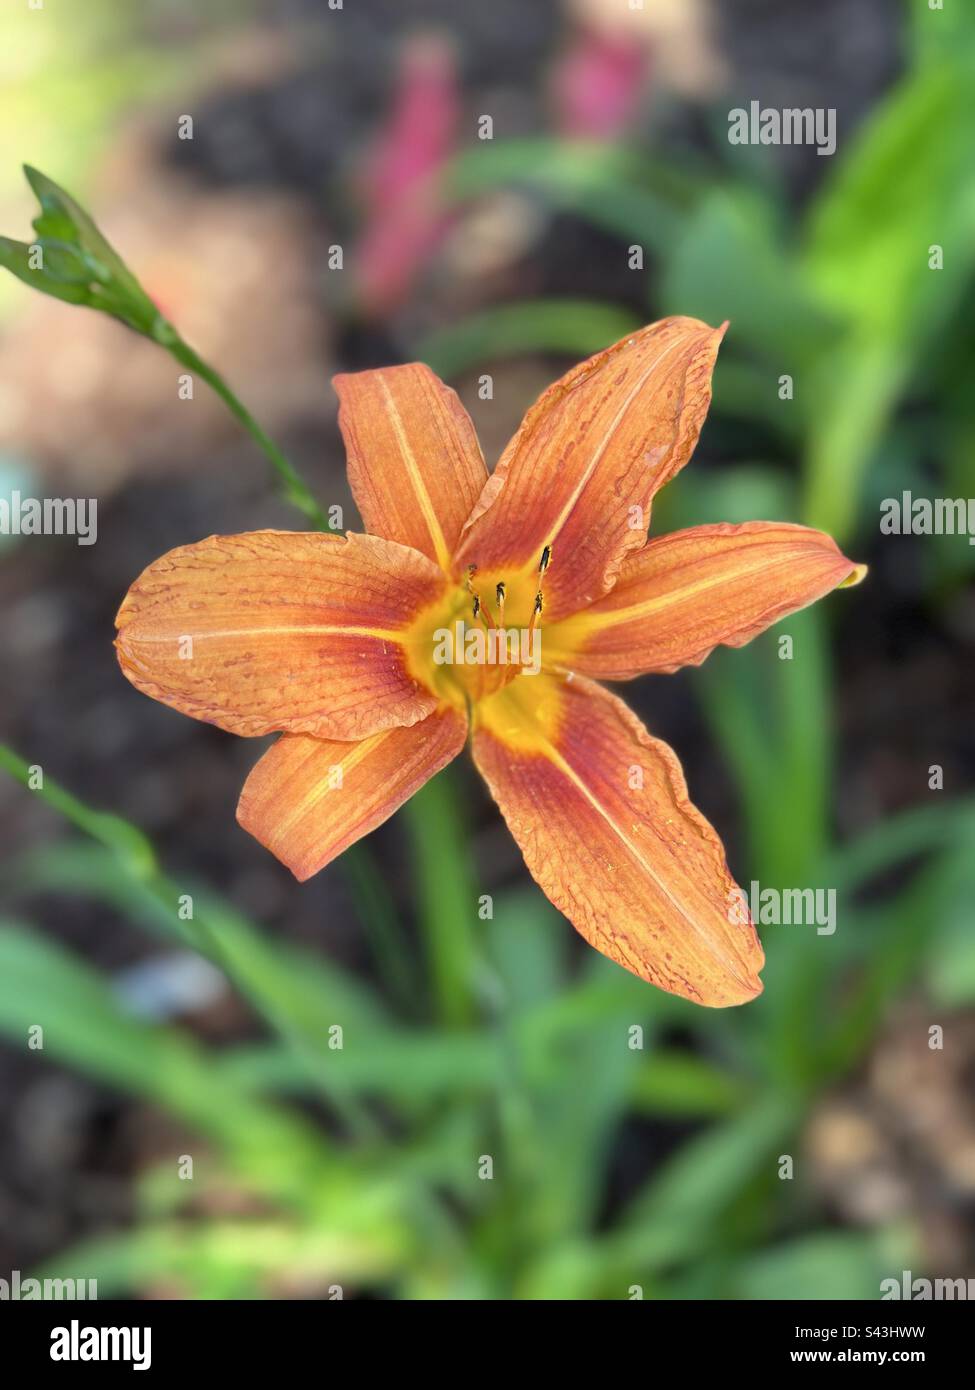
top-left (342, 843), bottom-right (421, 1017)
top-left (403, 769), bottom-right (479, 1028)
top-left (694, 607), bottom-right (830, 888)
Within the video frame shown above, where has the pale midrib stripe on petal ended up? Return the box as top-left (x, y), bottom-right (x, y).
top-left (124, 625), bottom-right (407, 643)
top-left (379, 374), bottom-right (451, 572)
top-left (274, 733), bottom-right (384, 840)
top-left (535, 732), bottom-right (753, 989)
top-left (582, 554), bottom-right (797, 632)
top-left (541, 333), bottom-right (688, 546)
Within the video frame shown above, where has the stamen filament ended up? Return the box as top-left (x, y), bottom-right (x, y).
top-left (466, 566), bottom-right (496, 629)
top-left (528, 590), bottom-right (543, 637)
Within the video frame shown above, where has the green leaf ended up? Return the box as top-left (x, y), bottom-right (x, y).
top-left (402, 768), bottom-right (481, 1027)
top-left (484, 889), bottom-right (566, 1011)
top-left (804, 69), bottom-right (975, 336)
top-left (524, 1014), bottom-right (640, 1240)
top-left (822, 843), bottom-right (975, 1075)
top-left (694, 604), bottom-right (830, 900)
top-left (734, 1230), bottom-right (913, 1301)
top-left (660, 186), bottom-right (831, 363)
top-left (801, 60), bottom-right (975, 536)
top-left (418, 300), bottom-right (641, 380)
top-left (608, 1094), bottom-right (800, 1274)
top-left (444, 138), bottom-right (701, 251)
top-left (34, 1215), bottom-right (410, 1300)
top-left (519, 1094), bottom-right (800, 1297)
top-left (822, 798), bottom-right (975, 896)
top-left (909, 0), bottom-right (975, 66)
top-left (630, 1050), bottom-right (746, 1118)
top-left (218, 1032), bottom-right (501, 1104)
top-left (927, 914), bottom-right (975, 1006)
top-left (0, 920), bottom-right (318, 1161)
top-left (801, 337), bottom-right (905, 537)
top-left (652, 463), bottom-right (795, 534)
top-left (7, 838), bottom-right (390, 1066)
top-left (0, 743), bottom-right (158, 876)
top-left (0, 235), bottom-right (93, 306)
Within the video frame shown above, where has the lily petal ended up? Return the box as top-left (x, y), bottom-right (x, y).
top-left (237, 705), bottom-right (468, 881)
top-left (455, 316), bottom-right (725, 619)
top-left (472, 673), bottom-right (763, 1006)
top-left (115, 530), bottom-right (445, 739)
top-left (546, 522), bottom-right (867, 678)
top-left (334, 363), bottom-right (488, 572)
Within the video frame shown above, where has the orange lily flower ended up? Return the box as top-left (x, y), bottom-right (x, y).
top-left (115, 318), bottom-right (865, 1007)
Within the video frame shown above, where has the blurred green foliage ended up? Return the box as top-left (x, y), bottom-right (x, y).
top-left (432, 0), bottom-right (975, 551)
top-left (2, 742), bottom-right (968, 1297)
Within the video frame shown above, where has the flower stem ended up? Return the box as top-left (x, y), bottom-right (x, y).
top-left (403, 769), bottom-right (479, 1028)
top-left (165, 334), bottom-right (329, 531)
top-left (342, 842), bottom-right (422, 1017)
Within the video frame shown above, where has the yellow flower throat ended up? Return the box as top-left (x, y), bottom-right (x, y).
top-left (405, 547), bottom-right (553, 711)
